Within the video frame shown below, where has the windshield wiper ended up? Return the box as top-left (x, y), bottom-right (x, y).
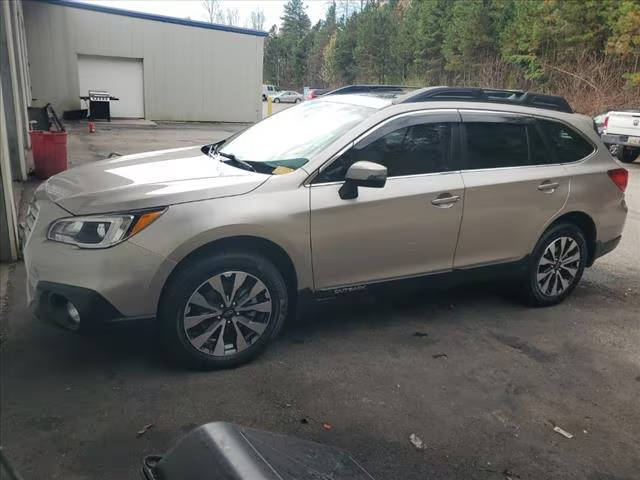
top-left (216, 151), bottom-right (257, 173)
top-left (205, 141), bottom-right (256, 172)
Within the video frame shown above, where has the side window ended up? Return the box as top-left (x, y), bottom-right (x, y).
top-left (317, 122), bottom-right (454, 182)
top-left (464, 122), bottom-right (530, 169)
top-left (538, 119), bottom-right (594, 162)
top-left (528, 124), bottom-right (552, 165)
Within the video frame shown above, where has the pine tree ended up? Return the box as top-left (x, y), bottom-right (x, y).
top-left (279, 0), bottom-right (312, 88)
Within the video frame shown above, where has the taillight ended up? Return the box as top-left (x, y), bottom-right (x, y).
top-left (603, 116), bottom-right (609, 131)
top-left (608, 168), bottom-right (628, 192)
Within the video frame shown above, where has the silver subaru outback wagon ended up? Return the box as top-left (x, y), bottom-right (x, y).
top-left (22, 87), bottom-right (628, 369)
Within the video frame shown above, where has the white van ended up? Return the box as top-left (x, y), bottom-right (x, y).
top-left (262, 84), bottom-right (277, 101)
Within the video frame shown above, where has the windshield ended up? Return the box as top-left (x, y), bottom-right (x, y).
top-left (217, 100), bottom-right (374, 174)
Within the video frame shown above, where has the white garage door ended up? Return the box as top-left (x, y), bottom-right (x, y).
top-left (77, 54), bottom-right (144, 118)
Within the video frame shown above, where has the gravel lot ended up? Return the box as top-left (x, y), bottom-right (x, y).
top-left (1, 122), bottom-right (638, 480)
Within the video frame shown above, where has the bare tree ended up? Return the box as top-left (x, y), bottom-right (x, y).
top-left (249, 8), bottom-right (265, 30)
top-left (336, 0), bottom-right (361, 19)
top-left (201, 0), bottom-right (217, 23)
top-left (201, 0), bottom-right (225, 24)
top-left (226, 8), bottom-right (240, 26)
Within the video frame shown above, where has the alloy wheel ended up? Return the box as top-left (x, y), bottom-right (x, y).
top-left (183, 271), bottom-right (272, 356)
top-left (536, 236), bottom-right (581, 297)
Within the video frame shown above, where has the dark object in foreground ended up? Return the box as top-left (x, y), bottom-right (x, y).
top-left (0, 446), bottom-right (25, 480)
top-left (141, 422), bottom-right (375, 480)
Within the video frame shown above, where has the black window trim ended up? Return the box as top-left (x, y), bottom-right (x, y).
top-left (530, 120), bottom-right (558, 164)
top-left (458, 109), bottom-right (597, 170)
top-left (310, 109), bottom-right (462, 185)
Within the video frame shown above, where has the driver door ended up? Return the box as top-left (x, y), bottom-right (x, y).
top-left (309, 111), bottom-right (465, 290)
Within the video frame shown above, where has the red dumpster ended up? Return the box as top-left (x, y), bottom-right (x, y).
top-left (30, 130), bottom-right (68, 179)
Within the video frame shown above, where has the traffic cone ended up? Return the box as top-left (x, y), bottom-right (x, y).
top-left (88, 121), bottom-right (96, 133)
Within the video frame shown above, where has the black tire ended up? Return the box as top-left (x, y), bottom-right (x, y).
top-left (295, 98), bottom-right (301, 103)
top-left (274, 98), bottom-right (280, 103)
top-left (262, 94), bottom-right (266, 101)
top-left (159, 251), bottom-right (288, 369)
top-left (618, 146), bottom-right (639, 163)
top-left (521, 223), bottom-right (587, 307)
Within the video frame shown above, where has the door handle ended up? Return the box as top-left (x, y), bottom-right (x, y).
top-left (537, 181), bottom-right (559, 192)
top-left (431, 194), bottom-right (460, 207)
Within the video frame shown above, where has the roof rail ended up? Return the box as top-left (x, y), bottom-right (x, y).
top-left (324, 85), bottom-right (414, 96)
top-left (395, 87), bottom-right (574, 113)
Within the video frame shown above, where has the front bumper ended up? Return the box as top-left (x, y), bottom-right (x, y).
top-left (23, 198), bottom-right (169, 320)
top-left (31, 281), bottom-right (126, 329)
top-left (601, 133), bottom-right (640, 148)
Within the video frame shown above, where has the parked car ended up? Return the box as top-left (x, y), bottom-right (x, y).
top-left (22, 86), bottom-right (628, 369)
top-left (600, 109), bottom-right (640, 163)
top-left (262, 84), bottom-right (277, 101)
top-left (304, 87), bottom-right (330, 100)
top-left (270, 90), bottom-right (303, 103)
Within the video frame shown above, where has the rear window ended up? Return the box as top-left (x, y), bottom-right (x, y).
top-left (538, 119), bottom-right (594, 162)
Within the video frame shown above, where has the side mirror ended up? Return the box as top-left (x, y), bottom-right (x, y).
top-left (339, 161), bottom-right (387, 199)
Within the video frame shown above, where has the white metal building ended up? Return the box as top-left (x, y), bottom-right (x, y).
top-left (1, 0), bottom-right (266, 262)
top-left (24, 0), bottom-right (266, 122)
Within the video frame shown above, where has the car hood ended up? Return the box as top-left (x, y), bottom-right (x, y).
top-left (42, 146), bottom-right (270, 215)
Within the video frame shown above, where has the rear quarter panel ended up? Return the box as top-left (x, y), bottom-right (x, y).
top-left (559, 151), bottom-right (627, 244)
top-left (528, 114), bottom-right (627, 250)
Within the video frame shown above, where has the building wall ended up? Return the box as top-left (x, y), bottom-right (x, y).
top-left (1, 0), bottom-right (30, 262)
top-left (23, 1), bottom-right (264, 122)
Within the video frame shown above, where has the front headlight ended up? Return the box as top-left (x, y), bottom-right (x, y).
top-left (47, 208), bottom-right (165, 249)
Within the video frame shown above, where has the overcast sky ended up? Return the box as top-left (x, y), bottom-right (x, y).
top-left (82, 0), bottom-right (332, 31)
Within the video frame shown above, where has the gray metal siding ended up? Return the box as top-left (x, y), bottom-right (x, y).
top-left (23, 1), bottom-right (263, 122)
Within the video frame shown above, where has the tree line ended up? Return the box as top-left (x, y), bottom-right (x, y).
top-left (263, 0), bottom-right (640, 114)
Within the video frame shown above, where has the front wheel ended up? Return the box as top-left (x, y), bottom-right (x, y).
top-left (618, 146), bottom-right (639, 163)
top-left (521, 223), bottom-right (587, 307)
top-left (295, 98), bottom-right (301, 103)
top-left (274, 98), bottom-right (280, 103)
top-left (159, 252), bottom-right (288, 369)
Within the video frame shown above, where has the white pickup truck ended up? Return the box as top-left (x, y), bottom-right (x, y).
top-left (600, 110), bottom-right (640, 163)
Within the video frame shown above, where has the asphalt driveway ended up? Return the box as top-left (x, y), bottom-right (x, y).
top-left (1, 123), bottom-right (638, 480)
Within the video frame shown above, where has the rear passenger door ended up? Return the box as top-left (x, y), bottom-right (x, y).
top-left (454, 111), bottom-right (570, 269)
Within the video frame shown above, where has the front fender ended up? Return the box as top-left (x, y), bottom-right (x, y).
top-left (129, 189), bottom-right (313, 313)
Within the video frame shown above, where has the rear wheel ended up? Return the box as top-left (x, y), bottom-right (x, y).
top-left (521, 223), bottom-right (587, 307)
top-left (617, 146), bottom-right (639, 163)
top-left (159, 252), bottom-right (288, 369)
